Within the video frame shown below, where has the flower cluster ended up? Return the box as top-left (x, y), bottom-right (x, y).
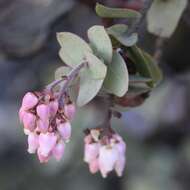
top-left (19, 92), bottom-right (75, 163)
top-left (84, 129), bottom-right (126, 178)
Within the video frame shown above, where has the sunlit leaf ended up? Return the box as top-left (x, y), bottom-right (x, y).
top-left (57, 32), bottom-right (92, 67)
top-left (88, 25), bottom-right (112, 63)
top-left (77, 53), bottom-right (107, 106)
top-left (147, 0), bottom-right (187, 37)
top-left (95, 3), bottom-right (141, 18)
top-left (103, 51), bottom-right (129, 97)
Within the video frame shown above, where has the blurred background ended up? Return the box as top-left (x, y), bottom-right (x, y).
top-left (0, 0), bottom-right (190, 189)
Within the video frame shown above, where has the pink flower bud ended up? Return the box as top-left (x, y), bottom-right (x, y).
top-left (84, 143), bottom-right (99, 163)
top-left (38, 133), bottom-right (57, 157)
top-left (36, 104), bottom-right (49, 121)
top-left (27, 133), bottom-right (39, 154)
top-left (53, 141), bottom-right (65, 161)
top-left (98, 146), bottom-right (118, 178)
top-left (37, 119), bottom-right (49, 133)
top-left (37, 148), bottom-right (50, 163)
top-left (64, 104), bottom-right (76, 120)
top-left (49, 101), bottom-right (58, 118)
top-left (57, 122), bottom-right (71, 141)
top-left (22, 112), bottom-right (36, 131)
top-left (19, 107), bottom-right (26, 122)
top-left (22, 92), bottom-right (38, 110)
top-left (89, 159), bottom-right (99, 174)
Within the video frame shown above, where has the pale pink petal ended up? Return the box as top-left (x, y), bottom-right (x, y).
top-left (37, 148), bottom-right (50, 163)
top-left (89, 159), bottom-right (99, 174)
top-left (115, 141), bottom-right (126, 155)
top-left (52, 141), bottom-right (65, 161)
top-left (22, 112), bottom-right (36, 131)
top-left (115, 155), bottom-right (126, 177)
top-left (19, 107), bottom-right (26, 122)
top-left (27, 133), bottom-right (39, 153)
top-left (57, 122), bottom-right (72, 141)
top-left (49, 101), bottom-right (58, 118)
top-left (37, 119), bottom-right (49, 133)
top-left (38, 133), bottom-right (57, 157)
top-left (98, 146), bottom-right (118, 178)
top-left (22, 92), bottom-right (38, 110)
top-left (36, 104), bottom-right (49, 121)
top-left (84, 143), bottom-right (99, 163)
top-left (24, 128), bottom-right (31, 135)
top-left (64, 104), bottom-right (76, 120)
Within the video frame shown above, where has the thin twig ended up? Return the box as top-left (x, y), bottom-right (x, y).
top-left (153, 37), bottom-right (165, 62)
top-left (127, 0), bottom-right (154, 35)
top-left (46, 78), bottom-right (64, 92)
top-left (58, 62), bottom-right (86, 107)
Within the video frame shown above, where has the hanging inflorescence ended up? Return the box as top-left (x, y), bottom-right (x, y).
top-left (19, 3), bottom-right (163, 178)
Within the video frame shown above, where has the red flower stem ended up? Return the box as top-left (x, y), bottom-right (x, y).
top-left (46, 78), bottom-right (65, 92)
top-left (58, 62), bottom-right (86, 107)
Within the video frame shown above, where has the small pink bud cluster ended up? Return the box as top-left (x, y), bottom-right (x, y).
top-left (19, 92), bottom-right (75, 163)
top-left (84, 129), bottom-right (126, 178)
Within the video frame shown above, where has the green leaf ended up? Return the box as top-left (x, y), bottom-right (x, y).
top-left (88, 25), bottom-right (112, 63)
top-left (127, 46), bottom-right (162, 87)
top-left (95, 3), bottom-right (141, 18)
top-left (55, 66), bottom-right (71, 80)
top-left (129, 75), bottom-right (152, 83)
top-left (103, 51), bottom-right (129, 97)
top-left (107, 24), bottom-right (138, 47)
top-left (57, 32), bottom-right (92, 67)
top-left (77, 52), bottom-right (107, 106)
top-left (128, 84), bottom-right (151, 96)
top-left (147, 0), bottom-right (187, 37)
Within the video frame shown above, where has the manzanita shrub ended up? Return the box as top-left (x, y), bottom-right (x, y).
top-left (19, 3), bottom-right (163, 178)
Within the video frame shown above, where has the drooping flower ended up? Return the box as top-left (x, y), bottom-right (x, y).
top-left (19, 91), bottom-right (76, 163)
top-left (83, 128), bottom-right (126, 178)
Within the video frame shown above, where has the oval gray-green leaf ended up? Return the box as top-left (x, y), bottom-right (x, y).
top-left (127, 46), bottom-right (163, 87)
top-left (88, 25), bottom-right (112, 63)
top-left (77, 53), bottom-right (107, 107)
top-left (107, 24), bottom-right (138, 47)
top-left (57, 32), bottom-right (92, 67)
top-left (95, 3), bottom-right (141, 18)
top-left (103, 51), bottom-right (129, 97)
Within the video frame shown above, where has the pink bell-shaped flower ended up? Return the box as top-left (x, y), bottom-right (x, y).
top-left (57, 122), bottom-right (72, 141)
top-left (98, 146), bottom-right (118, 178)
top-left (84, 143), bottom-right (99, 163)
top-left (22, 92), bottom-right (38, 110)
top-left (49, 101), bottom-right (59, 118)
top-left (64, 104), bottom-right (76, 120)
top-left (22, 112), bottom-right (36, 131)
top-left (37, 119), bottom-right (49, 133)
top-left (38, 133), bottom-right (57, 157)
top-left (89, 159), bottom-right (99, 174)
top-left (36, 104), bottom-right (50, 121)
top-left (53, 140), bottom-right (65, 161)
top-left (27, 133), bottom-right (39, 154)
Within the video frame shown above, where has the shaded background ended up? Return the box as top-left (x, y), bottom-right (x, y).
top-left (0, 0), bottom-right (190, 189)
